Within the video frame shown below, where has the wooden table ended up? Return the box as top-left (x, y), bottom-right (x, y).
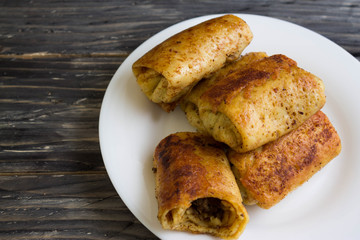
top-left (0, 1), bottom-right (359, 239)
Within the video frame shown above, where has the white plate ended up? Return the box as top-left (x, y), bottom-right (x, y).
top-left (99, 14), bottom-right (360, 240)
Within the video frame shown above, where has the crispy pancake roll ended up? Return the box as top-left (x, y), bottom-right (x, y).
top-left (183, 54), bottom-right (326, 152)
top-left (228, 111), bottom-right (342, 209)
top-left (153, 132), bottom-right (249, 239)
top-left (181, 52), bottom-right (269, 133)
top-left (132, 14), bottom-right (253, 112)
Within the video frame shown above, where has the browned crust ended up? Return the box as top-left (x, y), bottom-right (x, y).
top-left (153, 132), bottom-right (248, 239)
top-left (154, 132), bottom-right (236, 213)
top-left (133, 14), bottom-right (253, 112)
top-left (181, 52), bottom-right (269, 133)
top-left (201, 54), bottom-right (297, 110)
top-left (191, 53), bottom-right (326, 152)
top-left (228, 111), bottom-right (342, 209)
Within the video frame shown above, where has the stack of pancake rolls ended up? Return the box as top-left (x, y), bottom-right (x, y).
top-left (132, 14), bottom-right (341, 239)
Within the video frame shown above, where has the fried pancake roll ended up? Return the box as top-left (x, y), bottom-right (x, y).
top-left (132, 14), bottom-right (253, 112)
top-left (182, 54), bottom-right (326, 152)
top-left (228, 111), bottom-right (342, 209)
top-left (181, 52), bottom-right (269, 133)
top-left (153, 132), bottom-right (249, 239)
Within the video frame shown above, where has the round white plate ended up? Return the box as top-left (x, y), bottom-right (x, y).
top-left (99, 14), bottom-right (360, 240)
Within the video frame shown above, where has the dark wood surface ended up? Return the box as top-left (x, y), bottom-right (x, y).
top-left (0, 0), bottom-right (359, 239)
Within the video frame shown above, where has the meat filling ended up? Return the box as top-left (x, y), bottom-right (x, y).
top-left (185, 198), bottom-right (237, 228)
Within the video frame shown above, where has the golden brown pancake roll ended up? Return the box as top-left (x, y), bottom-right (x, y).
top-left (182, 53), bottom-right (326, 152)
top-left (133, 14), bottom-right (253, 112)
top-left (153, 132), bottom-right (249, 239)
top-left (228, 111), bottom-right (342, 209)
top-left (181, 52), bottom-right (269, 133)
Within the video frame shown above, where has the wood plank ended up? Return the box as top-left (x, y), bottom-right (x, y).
top-left (0, 57), bottom-right (123, 173)
top-left (0, 0), bottom-right (359, 59)
top-left (0, 174), bottom-right (158, 239)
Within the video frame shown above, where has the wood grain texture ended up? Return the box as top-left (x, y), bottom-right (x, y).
top-left (0, 57), bottom-right (120, 173)
top-left (0, 174), bottom-right (156, 239)
top-left (0, 0), bottom-right (359, 59)
top-left (0, 0), bottom-right (359, 239)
